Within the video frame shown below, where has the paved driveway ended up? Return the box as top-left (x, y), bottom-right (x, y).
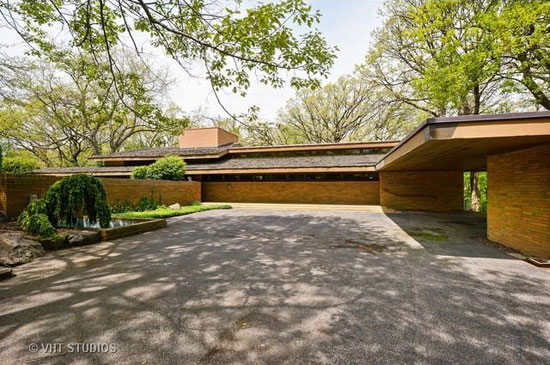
top-left (1, 208), bottom-right (549, 364)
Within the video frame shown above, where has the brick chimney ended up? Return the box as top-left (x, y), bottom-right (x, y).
top-left (178, 127), bottom-right (238, 148)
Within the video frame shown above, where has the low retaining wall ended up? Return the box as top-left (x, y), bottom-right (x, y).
top-left (379, 171), bottom-right (464, 212)
top-left (488, 144), bottom-right (550, 259)
top-left (0, 174), bottom-right (201, 219)
top-left (202, 181), bottom-right (380, 205)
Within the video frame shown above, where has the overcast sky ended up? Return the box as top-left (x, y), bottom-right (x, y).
top-left (0, 0), bottom-right (386, 121)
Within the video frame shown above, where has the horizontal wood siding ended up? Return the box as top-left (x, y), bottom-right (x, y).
top-left (202, 181), bottom-right (380, 205)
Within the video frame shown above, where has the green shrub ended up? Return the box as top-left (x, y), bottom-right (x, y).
top-left (2, 156), bottom-right (41, 174)
top-left (18, 201), bottom-right (56, 238)
top-left (23, 213), bottom-right (56, 238)
top-left (131, 165), bottom-right (149, 179)
top-left (44, 175), bottom-right (111, 228)
top-left (110, 199), bottom-right (134, 214)
top-left (19, 199), bottom-right (48, 218)
top-left (131, 156), bottom-right (186, 181)
top-left (136, 196), bottom-right (158, 211)
top-left (110, 190), bottom-right (162, 213)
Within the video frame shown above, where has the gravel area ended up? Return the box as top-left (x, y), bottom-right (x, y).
top-left (1, 208), bottom-right (549, 364)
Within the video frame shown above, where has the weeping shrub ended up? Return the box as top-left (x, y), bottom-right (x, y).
top-left (17, 199), bottom-right (56, 238)
top-left (44, 175), bottom-right (111, 228)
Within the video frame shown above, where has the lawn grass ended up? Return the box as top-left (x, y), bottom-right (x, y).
top-left (113, 204), bottom-right (231, 219)
top-left (405, 229), bottom-right (450, 241)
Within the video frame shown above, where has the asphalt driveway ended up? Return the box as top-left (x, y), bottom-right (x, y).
top-left (1, 208), bottom-right (549, 364)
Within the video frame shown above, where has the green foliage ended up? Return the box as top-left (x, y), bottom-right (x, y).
top-left (0, 49), bottom-right (189, 167)
top-left (1, 156), bottom-right (40, 174)
top-left (484, 0), bottom-right (550, 109)
top-left (21, 213), bottom-right (56, 238)
top-left (44, 175), bottom-right (111, 228)
top-left (109, 199), bottom-right (134, 214)
top-left (18, 200), bottom-right (55, 238)
top-left (363, 0), bottom-right (550, 115)
top-left (406, 229), bottom-right (449, 242)
top-left (130, 166), bottom-right (149, 180)
top-left (113, 204), bottom-right (231, 219)
top-left (136, 196), bottom-right (161, 212)
top-left (18, 199), bottom-right (47, 219)
top-left (131, 156), bottom-right (186, 181)
top-left (110, 191), bottom-right (163, 214)
top-left (146, 156), bottom-right (186, 180)
top-left (464, 172), bottom-right (487, 212)
top-left (272, 75), bottom-right (417, 144)
top-left (2, 0), bottom-right (336, 101)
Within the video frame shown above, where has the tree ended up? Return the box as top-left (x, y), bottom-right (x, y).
top-left (0, 0), bottom-right (336, 111)
top-left (361, 0), bottom-right (535, 211)
top-left (487, 0), bottom-right (550, 110)
top-left (248, 75), bottom-right (418, 146)
top-left (2, 155), bottom-right (40, 173)
top-left (363, 0), bottom-right (507, 118)
top-left (0, 48), bottom-right (188, 166)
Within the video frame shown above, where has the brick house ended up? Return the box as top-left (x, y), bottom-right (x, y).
top-left (33, 111), bottom-right (550, 257)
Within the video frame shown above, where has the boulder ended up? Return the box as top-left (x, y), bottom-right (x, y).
top-left (0, 232), bottom-right (45, 266)
top-left (168, 203), bottom-right (181, 210)
top-left (39, 235), bottom-right (67, 250)
top-left (66, 231), bottom-right (101, 247)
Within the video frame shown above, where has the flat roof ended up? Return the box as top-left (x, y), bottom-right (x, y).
top-left (33, 154), bottom-right (382, 176)
top-left (90, 140), bottom-right (398, 161)
top-left (376, 111), bottom-right (550, 171)
top-left (34, 111), bottom-right (550, 176)
top-left (89, 143), bottom-right (236, 161)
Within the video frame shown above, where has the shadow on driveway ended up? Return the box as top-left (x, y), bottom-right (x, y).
top-left (0, 209), bottom-right (548, 364)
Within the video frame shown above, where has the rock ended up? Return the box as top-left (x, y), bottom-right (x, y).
top-left (0, 266), bottom-right (13, 280)
top-left (0, 232), bottom-right (45, 266)
top-left (39, 235), bottom-right (67, 250)
top-left (66, 231), bottom-right (101, 247)
top-left (168, 203), bottom-right (181, 210)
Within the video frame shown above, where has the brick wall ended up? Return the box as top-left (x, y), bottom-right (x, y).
top-left (0, 175), bottom-right (59, 219)
top-left (203, 181), bottom-right (380, 205)
top-left (379, 171), bottom-right (464, 212)
top-left (488, 144), bottom-right (550, 258)
top-left (0, 174), bottom-right (201, 219)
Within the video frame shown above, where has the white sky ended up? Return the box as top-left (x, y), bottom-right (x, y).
top-left (0, 0), bottom-right (386, 121)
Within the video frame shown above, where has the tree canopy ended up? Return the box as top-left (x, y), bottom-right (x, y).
top-left (361, 0), bottom-right (549, 118)
top-left (269, 75), bottom-right (417, 144)
top-left (0, 0), bottom-right (337, 100)
top-left (0, 48), bottom-right (188, 166)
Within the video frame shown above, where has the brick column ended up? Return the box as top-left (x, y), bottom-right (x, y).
top-left (488, 144), bottom-right (550, 258)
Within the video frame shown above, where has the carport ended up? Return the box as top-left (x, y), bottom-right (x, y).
top-left (376, 111), bottom-right (550, 258)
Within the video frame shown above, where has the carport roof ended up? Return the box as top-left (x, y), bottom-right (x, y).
top-left (376, 111), bottom-right (550, 171)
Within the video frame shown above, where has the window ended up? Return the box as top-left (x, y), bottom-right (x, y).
top-left (202, 173), bottom-right (379, 182)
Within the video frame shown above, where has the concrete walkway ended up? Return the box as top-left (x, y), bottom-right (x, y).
top-left (1, 209), bottom-right (549, 364)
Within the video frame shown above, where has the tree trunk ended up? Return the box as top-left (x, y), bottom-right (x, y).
top-left (470, 172), bottom-right (481, 212)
